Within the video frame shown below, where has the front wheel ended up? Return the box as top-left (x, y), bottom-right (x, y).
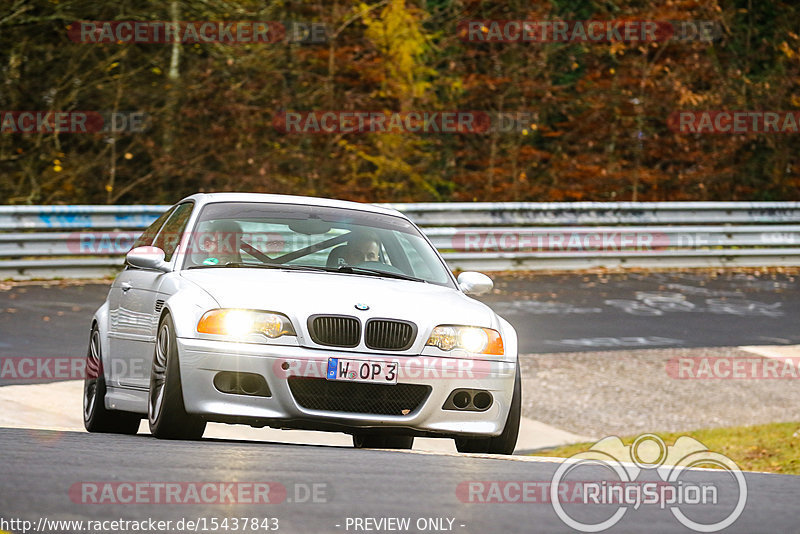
top-left (455, 361), bottom-right (521, 455)
top-left (148, 314), bottom-right (206, 440)
top-left (83, 326), bottom-right (141, 434)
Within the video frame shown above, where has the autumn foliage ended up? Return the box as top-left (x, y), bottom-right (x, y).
top-left (1, 0), bottom-right (799, 204)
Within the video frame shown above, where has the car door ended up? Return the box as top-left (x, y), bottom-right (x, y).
top-left (116, 202), bottom-right (194, 389)
top-left (107, 206), bottom-right (174, 387)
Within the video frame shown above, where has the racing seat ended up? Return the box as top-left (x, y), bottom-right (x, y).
top-left (327, 245), bottom-right (355, 267)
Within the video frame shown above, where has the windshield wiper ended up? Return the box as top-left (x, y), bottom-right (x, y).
top-left (187, 262), bottom-right (425, 282)
top-left (187, 262), bottom-right (328, 272)
top-left (333, 265), bottom-right (426, 283)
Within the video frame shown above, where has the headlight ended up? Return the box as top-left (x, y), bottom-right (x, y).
top-left (197, 309), bottom-right (296, 339)
top-left (425, 325), bottom-right (504, 355)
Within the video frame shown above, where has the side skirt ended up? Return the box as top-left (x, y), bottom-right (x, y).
top-left (105, 385), bottom-right (149, 414)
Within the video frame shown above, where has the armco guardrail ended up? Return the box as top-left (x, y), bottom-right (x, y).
top-left (1, 202), bottom-right (800, 279)
top-left (383, 201), bottom-right (800, 226)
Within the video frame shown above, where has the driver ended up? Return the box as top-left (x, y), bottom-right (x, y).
top-left (346, 231), bottom-right (381, 263)
top-left (200, 219), bottom-right (242, 265)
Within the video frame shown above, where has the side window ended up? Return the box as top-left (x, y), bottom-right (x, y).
top-left (153, 203), bottom-right (194, 262)
top-left (131, 207), bottom-right (175, 249)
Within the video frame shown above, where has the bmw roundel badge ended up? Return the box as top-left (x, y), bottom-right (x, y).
top-left (354, 303), bottom-right (369, 311)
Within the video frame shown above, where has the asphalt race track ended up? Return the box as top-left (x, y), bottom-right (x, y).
top-left (1, 428), bottom-right (799, 533)
top-left (1, 270), bottom-right (799, 533)
top-left (486, 271), bottom-right (800, 353)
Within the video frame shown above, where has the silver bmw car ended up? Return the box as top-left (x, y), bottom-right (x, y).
top-left (83, 193), bottom-right (520, 454)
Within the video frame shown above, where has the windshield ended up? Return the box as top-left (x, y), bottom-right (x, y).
top-left (181, 201), bottom-right (455, 287)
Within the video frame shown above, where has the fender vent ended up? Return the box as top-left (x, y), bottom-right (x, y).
top-left (154, 300), bottom-right (165, 313)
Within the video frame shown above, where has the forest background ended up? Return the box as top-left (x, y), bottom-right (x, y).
top-left (1, 0), bottom-right (799, 205)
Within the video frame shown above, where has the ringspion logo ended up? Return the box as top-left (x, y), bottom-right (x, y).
top-left (457, 480), bottom-right (711, 505)
top-left (550, 434), bottom-right (746, 532)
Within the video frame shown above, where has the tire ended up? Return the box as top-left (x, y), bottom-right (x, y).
top-left (353, 434), bottom-right (414, 450)
top-left (455, 361), bottom-right (521, 455)
top-left (83, 326), bottom-right (141, 434)
top-left (148, 314), bottom-right (206, 440)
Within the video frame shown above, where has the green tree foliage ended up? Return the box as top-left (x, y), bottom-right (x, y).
top-left (0, 0), bottom-right (798, 204)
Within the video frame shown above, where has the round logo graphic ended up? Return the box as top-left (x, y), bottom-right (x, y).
top-left (354, 303), bottom-right (369, 311)
top-left (549, 434), bottom-right (747, 533)
top-left (631, 434), bottom-right (668, 469)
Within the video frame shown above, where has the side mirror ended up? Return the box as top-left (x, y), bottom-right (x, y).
top-left (457, 271), bottom-right (493, 296)
top-left (126, 246), bottom-right (170, 272)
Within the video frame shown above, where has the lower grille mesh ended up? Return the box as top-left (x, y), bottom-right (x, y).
top-left (288, 377), bottom-right (431, 416)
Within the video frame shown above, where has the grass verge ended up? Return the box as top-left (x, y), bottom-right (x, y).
top-left (533, 422), bottom-right (800, 475)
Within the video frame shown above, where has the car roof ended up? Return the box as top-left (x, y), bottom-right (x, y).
top-left (177, 192), bottom-right (406, 219)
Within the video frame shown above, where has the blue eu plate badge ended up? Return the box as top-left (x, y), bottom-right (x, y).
top-left (327, 358), bottom-right (338, 379)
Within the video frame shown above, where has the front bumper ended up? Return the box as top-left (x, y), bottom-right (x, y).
top-left (177, 337), bottom-right (516, 437)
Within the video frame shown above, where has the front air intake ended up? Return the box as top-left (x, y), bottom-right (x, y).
top-left (288, 377), bottom-right (431, 416)
top-left (213, 372), bottom-right (271, 397)
top-left (308, 315), bottom-right (361, 347)
top-left (364, 319), bottom-right (416, 351)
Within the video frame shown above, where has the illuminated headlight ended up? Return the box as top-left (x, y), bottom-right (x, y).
top-left (197, 309), bottom-right (296, 340)
top-left (425, 325), bottom-right (504, 355)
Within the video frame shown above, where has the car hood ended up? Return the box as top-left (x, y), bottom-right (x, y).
top-left (180, 268), bottom-right (497, 328)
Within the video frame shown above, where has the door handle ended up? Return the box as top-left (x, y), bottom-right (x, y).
top-left (121, 282), bottom-right (133, 292)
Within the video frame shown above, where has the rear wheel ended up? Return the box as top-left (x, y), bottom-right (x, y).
top-left (353, 434), bottom-right (414, 449)
top-left (83, 326), bottom-right (141, 434)
top-left (455, 361), bottom-right (521, 455)
top-left (148, 314), bottom-right (206, 440)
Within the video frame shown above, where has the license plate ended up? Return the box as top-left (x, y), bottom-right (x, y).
top-left (326, 358), bottom-right (398, 385)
